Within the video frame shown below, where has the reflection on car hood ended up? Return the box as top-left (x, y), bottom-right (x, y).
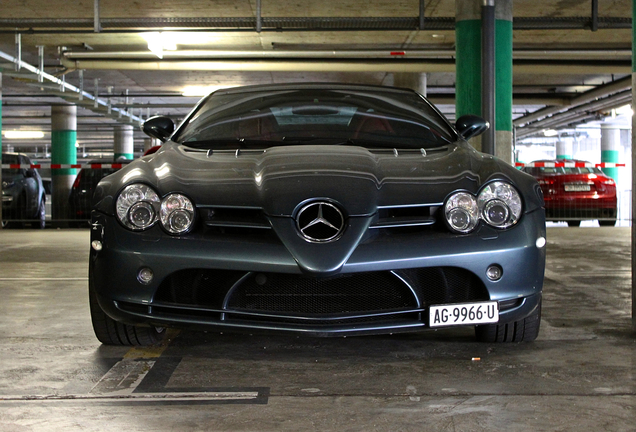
top-left (94, 141), bottom-right (541, 217)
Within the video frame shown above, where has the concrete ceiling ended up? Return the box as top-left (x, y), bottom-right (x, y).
top-left (0, 0), bottom-right (632, 158)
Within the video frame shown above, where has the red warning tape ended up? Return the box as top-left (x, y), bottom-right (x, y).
top-left (1, 163), bottom-right (124, 170)
top-left (515, 162), bottom-right (625, 168)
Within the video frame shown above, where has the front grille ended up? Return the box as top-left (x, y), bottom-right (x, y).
top-left (225, 271), bottom-right (416, 315)
top-left (395, 267), bottom-right (489, 305)
top-left (153, 267), bottom-right (488, 319)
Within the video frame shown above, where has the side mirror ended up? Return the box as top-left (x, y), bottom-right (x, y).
top-left (142, 116), bottom-right (175, 142)
top-left (455, 115), bottom-right (489, 140)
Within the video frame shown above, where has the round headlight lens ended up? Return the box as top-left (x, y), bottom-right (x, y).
top-left (160, 194), bottom-right (194, 234)
top-left (445, 192), bottom-right (479, 233)
top-left (129, 202), bottom-right (157, 229)
top-left (478, 182), bottom-right (522, 228)
top-left (483, 199), bottom-right (510, 226)
top-left (116, 184), bottom-right (160, 230)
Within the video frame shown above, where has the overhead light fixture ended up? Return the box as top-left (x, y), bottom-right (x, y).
top-left (543, 129), bottom-right (558, 137)
top-left (181, 85), bottom-right (233, 97)
top-left (141, 32), bottom-right (221, 59)
top-left (2, 131), bottom-right (45, 139)
top-left (615, 104), bottom-right (633, 117)
top-left (141, 32), bottom-right (178, 59)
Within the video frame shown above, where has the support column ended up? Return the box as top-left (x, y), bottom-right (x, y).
top-left (494, 0), bottom-right (513, 164)
top-left (114, 125), bottom-right (134, 160)
top-left (601, 125), bottom-right (620, 181)
top-left (393, 73), bottom-right (428, 97)
top-left (456, 1), bottom-right (482, 151)
top-left (455, 0), bottom-right (513, 164)
top-left (0, 71), bottom-right (3, 229)
top-left (556, 140), bottom-right (573, 160)
top-left (631, 0), bottom-right (635, 330)
top-left (51, 105), bottom-right (77, 220)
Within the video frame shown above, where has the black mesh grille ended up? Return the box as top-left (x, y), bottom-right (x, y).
top-left (395, 267), bottom-right (490, 305)
top-left (154, 269), bottom-right (245, 308)
top-left (225, 272), bottom-right (416, 315)
top-left (153, 267), bottom-right (488, 319)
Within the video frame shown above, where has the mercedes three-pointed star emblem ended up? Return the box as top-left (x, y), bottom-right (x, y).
top-left (296, 201), bottom-right (345, 243)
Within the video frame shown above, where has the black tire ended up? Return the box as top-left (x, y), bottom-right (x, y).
top-left (567, 220), bottom-right (581, 227)
top-left (36, 197), bottom-right (46, 229)
top-left (599, 219), bottom-right (617, 227)
top-left (89, 284), bottom-right (166, 346)
top-left (475, 301), bottom-right (541, 343)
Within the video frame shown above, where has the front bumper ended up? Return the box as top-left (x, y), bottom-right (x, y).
top-left (90, 209), bottom-right (546, 336)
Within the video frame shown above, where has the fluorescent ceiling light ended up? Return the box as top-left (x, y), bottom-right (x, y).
top-left (543, 129), bottom-right (558, 137)
top-left (181, 85), bottom-right (233, 97)
top-left (141, 32), bottom-right (219, 59)
top-left (615, 104), bottom-right (633, 116)
top-left (142, 32), bottom-right (178, 59)
top-left (3, 131), bottom-right (45, 139)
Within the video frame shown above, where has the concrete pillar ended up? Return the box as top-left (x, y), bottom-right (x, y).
top-left (0, 71), bottom-right (3, 229)
top-left (630, 0), bottom-right (636, 330)
top-left (51, 105), bottom-right (77, 220)
top-left (114, 125), bottom-right (134, 160)
top-left (556, 140), bottom-right (573, 160)
top-left (393, 73), bottom-right (427, 97)
top-left (143, 137), bottom-right (160, 154)
top-left (456, 1), bottom-right (482, 151)
top-left (494, 1), bottom-right (513, 165)
top-left (601, 126), bottom-right (620, 181)
top-left (455, 0), bottom-right (513, 164)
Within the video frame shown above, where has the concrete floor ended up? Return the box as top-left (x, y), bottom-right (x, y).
top-left (0, 227), bottom-right (634, 431)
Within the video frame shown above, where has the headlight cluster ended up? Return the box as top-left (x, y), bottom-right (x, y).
top-left (116, 184), bottom-right (195, 234)
top-left (444, 181), bottom-right (522, 233)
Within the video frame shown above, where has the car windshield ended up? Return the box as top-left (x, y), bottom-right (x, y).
top-left (173, 88), bottom-right (456, 150)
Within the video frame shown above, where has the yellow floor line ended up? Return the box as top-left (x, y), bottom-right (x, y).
top-left (123, 329), bottom-right (181, 359)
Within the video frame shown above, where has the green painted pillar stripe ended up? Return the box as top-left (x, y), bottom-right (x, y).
top-left (556, 154), bottom-right (572, 160)
top-left (114, 152), bottom-right (134, 160)
top-left (455, 19), bottom-right (482, 118)
top-left (602, 149), bottom-right (619, 180)
top-left (51, 130), bottom-right (77, 176)
top-left (494, 19), bottom-right (512, 132)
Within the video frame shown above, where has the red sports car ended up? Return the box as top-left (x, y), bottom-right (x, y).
top-left (522, 160), bottom-right (617, 227)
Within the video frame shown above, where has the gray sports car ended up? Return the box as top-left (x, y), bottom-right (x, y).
top-left (89, 83), bottom-right (546, 346)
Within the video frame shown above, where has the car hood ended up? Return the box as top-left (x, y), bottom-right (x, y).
top-left (95, 141), bottom-right (541, 217)
top-left (94, 141), bottom-right (542, 275)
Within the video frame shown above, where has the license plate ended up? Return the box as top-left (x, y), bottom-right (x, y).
top-left (564, 184), bottom-right (590, 192)
top-left (429, 301), bottom-right (499, 328)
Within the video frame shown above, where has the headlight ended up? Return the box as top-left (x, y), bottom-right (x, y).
top-left (444, 192), bottom-right (479, 233)
top-left (444, 181), bottom-right (523, 233)
top-left (116, 184), bottom-right (160, 230)
top-left (477, 182), bottom-right (522, 229)
top-left (2, 180), bottom-right (15, 189)
top-left (160, 193), bottom-right (194, 234)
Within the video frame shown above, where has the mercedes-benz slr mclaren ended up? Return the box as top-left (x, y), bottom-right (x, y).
top-left (89, 83), bottom-right (546, 345)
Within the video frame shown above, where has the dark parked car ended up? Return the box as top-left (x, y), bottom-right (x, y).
top-left (522, 160), bottom-right (617, 227)
top-left (1, 153), bottom-right (46, 228)
top-left (89, 83), bottom-right (546, 346)
top-left (68, 159), bottom-right (130, 223)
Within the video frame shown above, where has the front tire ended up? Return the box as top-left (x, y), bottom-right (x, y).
top-left (475, 301), bottom-right (541, 343)
top-left (89, 284), bottom-right (166, 346)
top-left (567, 220), bottom-right (581, 227)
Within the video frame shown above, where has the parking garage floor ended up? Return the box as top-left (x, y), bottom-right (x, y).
top-left (0, 227), bottom-right (634, 431)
